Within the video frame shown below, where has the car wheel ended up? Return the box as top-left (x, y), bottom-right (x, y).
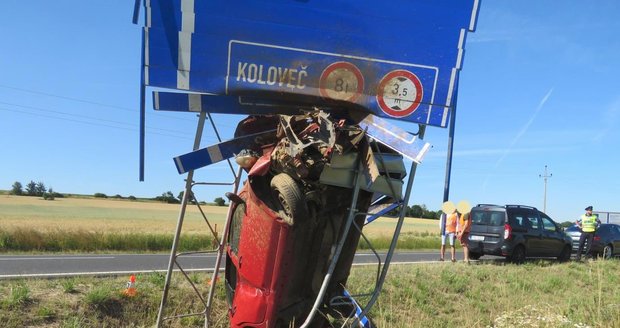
top-left (270, 173), bottom-right (308, 226)
top-left (509, 245), bottom-right (526, 264)
top-left (557, 245), bottom-right (571, 262)
top-left (469, 252), bottom-right (482, 260)
top-left (602, 244), bottom-right (613, 260)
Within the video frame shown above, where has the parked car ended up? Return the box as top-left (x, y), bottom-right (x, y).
top-left (467, 204), bottom-right (573, 263)
top-left (564, 223), bottom-right (620, 259)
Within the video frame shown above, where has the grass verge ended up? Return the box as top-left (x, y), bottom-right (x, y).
top-left (1, 259), bottom-right (618, 327)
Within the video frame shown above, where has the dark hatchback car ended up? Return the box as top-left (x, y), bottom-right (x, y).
top-left (565, 223), bottom-right (620, 259)
top-left (467, 204), bottom-right (573, 262)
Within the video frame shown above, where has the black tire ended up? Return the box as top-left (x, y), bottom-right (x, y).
top-left (270, 173), bottom-right (308, 226)
top-left (602, 244), bottom-right (613, 260)
top-left (509, 245), bottom-right (526, 264)
top-left (469, 252), bottom-right (482, 260)
top-left (558, 245), bottom-right (571, 262)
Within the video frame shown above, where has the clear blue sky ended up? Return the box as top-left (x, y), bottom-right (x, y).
top-left (1, 1), bottom-right (619, 222)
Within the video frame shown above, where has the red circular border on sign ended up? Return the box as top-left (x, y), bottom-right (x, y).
top-left (319, 61), bottom-right (365, 102)
top-left (376, 69), bottom-right (423, 118)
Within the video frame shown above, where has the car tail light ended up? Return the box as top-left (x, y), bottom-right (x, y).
top-left (594, 236), bottom-right (601, 241)
top-left (504, 224), bottom-right (512, 240)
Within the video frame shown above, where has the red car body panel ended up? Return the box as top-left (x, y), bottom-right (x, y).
top-left (227, 152), bottom-right (297, 327)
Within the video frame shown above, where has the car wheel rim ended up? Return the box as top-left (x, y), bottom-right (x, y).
top-left (513, 247), bottom-right (525, 263)
top-left (604, 245), bottom-right (613, 259)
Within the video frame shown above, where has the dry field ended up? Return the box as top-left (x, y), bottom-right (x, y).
top-left (0, 195), bottom-right (228, 235)
top-left (0, 195), bottom-right (438, 238)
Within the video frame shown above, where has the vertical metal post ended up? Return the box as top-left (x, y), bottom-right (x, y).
top-left (138, 26), bottom-right (146, 182)
top-left (300, 160), bottom-right (365, 328)
top-left (443, 102), bottom-right (458, 203)
top-left (204, 166), bottom-right (243, 327)
top-left (359, 125), bottom-right (425, 318)
top-left (440, 97), bottom-right (458, 236)
top-left (539, 165), bottom-right (552, 213)
top-left (156, 111), bottom-right (208, 327)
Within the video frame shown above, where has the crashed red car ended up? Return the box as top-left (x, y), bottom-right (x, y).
top-left (224, 112), bottom-right (403, 327)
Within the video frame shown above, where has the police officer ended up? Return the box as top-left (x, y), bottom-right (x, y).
top-left (575, 205), bottom-right (601, 260)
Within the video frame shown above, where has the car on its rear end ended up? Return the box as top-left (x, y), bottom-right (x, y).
top-left (467, 204), bottom-right (572, 263)
top-left (564, 223), bottom-right (620, 259)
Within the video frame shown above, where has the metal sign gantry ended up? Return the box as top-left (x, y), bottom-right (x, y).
top-left (131, 0), bottom-right (480, 326)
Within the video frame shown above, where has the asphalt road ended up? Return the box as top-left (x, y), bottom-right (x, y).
top-left (0, 251), bottom-right (500, 279)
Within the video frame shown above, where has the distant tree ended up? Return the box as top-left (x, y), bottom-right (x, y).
top-left (155, 191), bottom-right (180, 204)
top-left (43, 187), bottom-right (55, 200)
top-left (409, 205), bottom-right (423, 218)
top-left (94, 193), bottom-right (108, 198)
top-left (560, 221), bottom-right (575, 228)
top-left (25, 180), bottom-right (37, 196)
top-left (128, 195), bottom-right (137, 201)
top-left (424, 210), bottom-right (440, 220)
top-left (178, 191), bottom-right (196, 204)
top-left (51, 191), bottom-right (64, 198)
top-left (112, 194), bottom-right (123, 199)
top-left (10, 181), bottom-right (23, 195)
top-left (214, 197), bottom-right (226, 206)
top-left (35, 181), bottom-right (46, 196)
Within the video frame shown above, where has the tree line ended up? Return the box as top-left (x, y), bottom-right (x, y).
top-left (389, 204), bottom-right (442, 220)
top-left (9, 181), bottom-right (227, 206)
top-left (10, 181), bottom-right (62, 200)
top-left (9, 181), bottom-right (438, 214)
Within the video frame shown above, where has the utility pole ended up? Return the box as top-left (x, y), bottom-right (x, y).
top-left (539, 165), bottom-right (552, 213)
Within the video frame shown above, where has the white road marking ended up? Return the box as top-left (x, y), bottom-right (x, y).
top-left (0, 268), bottom-right (212, 279)
top-left (0, 256), bottom-right (115, 261)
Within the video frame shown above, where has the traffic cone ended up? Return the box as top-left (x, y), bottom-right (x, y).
top-left (123, 274), bottom-right (137, 297)
top-left (207, 275), bottom-right (220, 286)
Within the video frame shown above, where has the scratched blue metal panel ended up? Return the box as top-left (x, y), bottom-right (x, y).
top-left (173, 130), bottom-right (276, 174)
top-left (142, 0), bottom-right (480, 127)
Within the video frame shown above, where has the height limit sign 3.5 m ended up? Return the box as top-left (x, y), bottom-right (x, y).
top-left (377, 69), bottom-right (423, 118)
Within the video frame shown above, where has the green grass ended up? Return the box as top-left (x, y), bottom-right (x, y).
top-left (0, 228), bottom-right (217, 252)
top-left (1, 284), bottom-right (32, 309)
top-left (0, 194), bottom-right (444, 252)
top-left (1, 260), bottom-right (619, 327)
top-left (0, 227), bottom-right (442, 252)
top-left (358, 231), bottom-right (442, 251)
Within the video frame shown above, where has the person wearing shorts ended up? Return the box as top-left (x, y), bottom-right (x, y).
top-left (440, 210), bottom-right (458, 262)
top-left (457, 212), bottom-right (472, 263)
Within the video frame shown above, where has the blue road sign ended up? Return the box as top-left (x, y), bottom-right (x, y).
top-left (141, 0), bottom-right (480, 127)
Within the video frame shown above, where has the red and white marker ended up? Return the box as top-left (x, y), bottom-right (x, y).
top-left (319, 61), bottom-right (364, 102)
top-left (376, 69), bottom-right (423, 118)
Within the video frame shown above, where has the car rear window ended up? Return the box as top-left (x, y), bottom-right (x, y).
top-left (565, 225), bottom-right (580, 232)
top-left (471, 210), bottom-right (505, 226)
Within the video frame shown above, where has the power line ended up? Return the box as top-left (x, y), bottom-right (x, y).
top-left (0, 100), bottom-right (196, 137)
top-left (0, 83), bottom-right (211, 124)
top-left (0, 106), bottom-right (202, 141)
top-left (0, 84), bottom-right (135, 112)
